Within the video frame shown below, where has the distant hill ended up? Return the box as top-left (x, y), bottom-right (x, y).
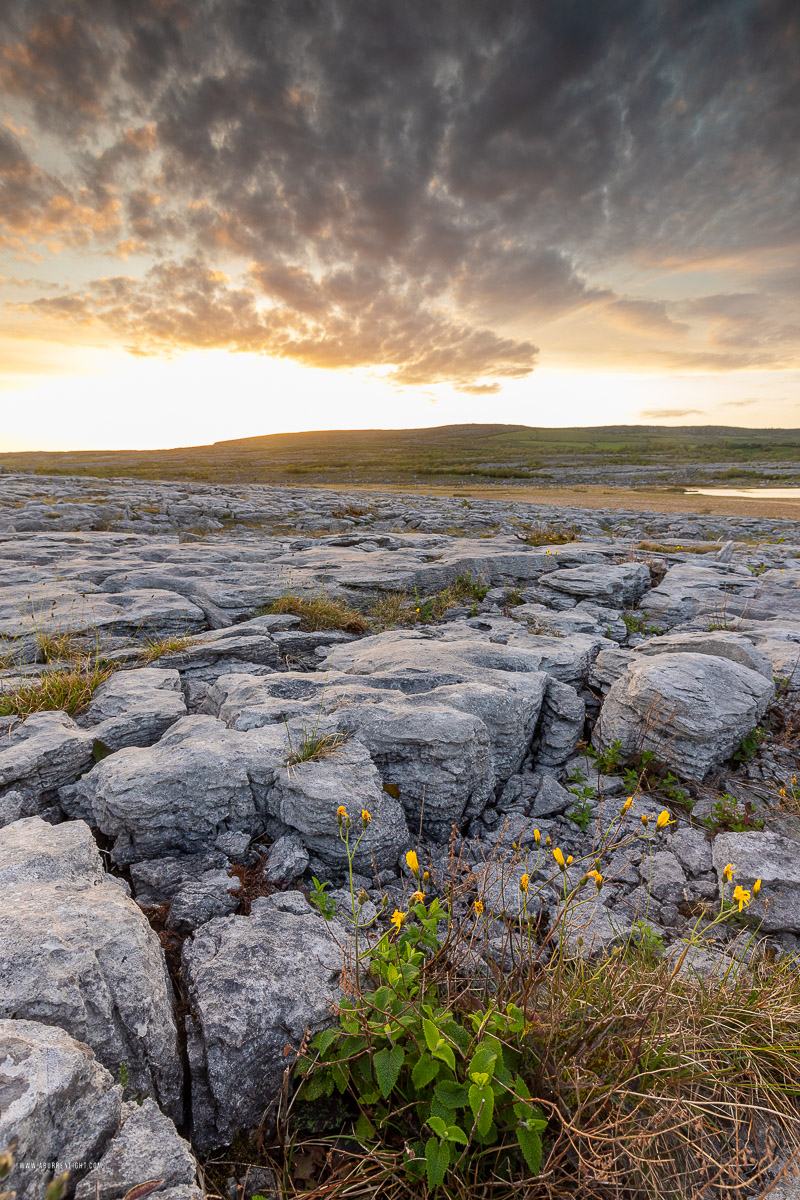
top-left (2, 423), bottom-right (800, 487)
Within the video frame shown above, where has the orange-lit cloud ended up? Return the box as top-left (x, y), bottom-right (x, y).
top-left (0, 0), bottom-right (798, 419)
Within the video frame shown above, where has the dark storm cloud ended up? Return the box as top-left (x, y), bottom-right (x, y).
top-left (1, 0), bottom-right (798, 384)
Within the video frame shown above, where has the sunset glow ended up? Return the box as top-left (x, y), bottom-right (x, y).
top-left (1, 1), bottom-right (797, 449)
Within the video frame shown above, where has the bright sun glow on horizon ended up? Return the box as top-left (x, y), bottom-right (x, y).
top-left (1, 340), bottom-right (797, 452)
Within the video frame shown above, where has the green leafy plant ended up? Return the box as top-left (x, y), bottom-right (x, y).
top-left (297, 895), bottom-right (548, 1189)
top-left (702, 793), bottom-right (764, 834)
top-left (308, 876), bottom-right (337, 920)
top-left (628, 920), bottom-right (666, 964)
top-left (566, 794), bottom-right (594, 831)
top-left (621, 610), bottom-right (662, 637)
top-left (588, 738), bottom-right (625, 774)
top-left (733, 725), bottom-right (767, 763)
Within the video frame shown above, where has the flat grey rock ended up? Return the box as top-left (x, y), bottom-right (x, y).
top-left (81, 667), bottom-right (187, 749)
top-left (75, 1099), bottom-right (199, 1200)
top-left (0, 1018), bottom-right (122, 1200)
top-left (713, 831), bottom-right (800, 932)
top-left (182, 891), bottom-right (342, 1151)
top-left (0, 878), bottom-right (182, 1121)
top-left (0, 815), bottom-right (104, 888)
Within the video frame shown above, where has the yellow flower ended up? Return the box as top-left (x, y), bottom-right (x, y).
top-left (533, 828), bottom-right (541, 844)
top-left (520, 873), bottom-right (530, 894)
top-left (411, 890), bottom-right (424, 903)
top-left (390, 909), bottom-right (407, 931)
top-left (780, 788), bottom-right (787, 797)
top-left (753, 878), bottom-right (761, 896)
top-left (423, 870), bottom-right (430, 883)
top-left (361, 809), bottom-right (372, 825)
top-left (641, 814), bottom-right (649, 826)
top-left (553, 847), bottom-right (565, 869)
top-left (723, 862), bottom-right (735, 883)
top-left (545, 835), bottom-right (551, 846)
top-left (732, 885), bottom-right (751, 913)
top-left (474, 899), bottom-right (484, 915)
top-left (656, 810), bottom-right (673, 829)
top-left (406, 850), bottom-right (419, 877)
top-left (566, 855), bottom-right (573, 865)
top-left (587, 869), bottom-right (603, 888)
top-left (622, 796), bottom-right (633, 813)
top-left (336, 805), bottom-right (349, 825)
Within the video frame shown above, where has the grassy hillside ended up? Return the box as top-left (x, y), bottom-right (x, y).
top-left (2, 424), bottom-right (800, 487)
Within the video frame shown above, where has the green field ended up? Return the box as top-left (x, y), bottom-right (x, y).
top-left (2, 424), bottom-right (800, 487)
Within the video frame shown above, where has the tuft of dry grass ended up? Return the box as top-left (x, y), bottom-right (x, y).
top-left (635, 540), bottom-right (716, 555)
top-left (34, 629), bottom-right (94, 663)
top-left (285, 725), bottom-right (351, 766)
top-left (514, 521), bottom-right (581, 546)
top-left (139, 633), bottom-right (194, 663)
top-left (0, 661), bottom-right (114, 718)
top-left (265, 593), bottom-right (371, 634)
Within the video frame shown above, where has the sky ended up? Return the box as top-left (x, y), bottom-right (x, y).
top-left (0, 0), bottom-right (798, 451)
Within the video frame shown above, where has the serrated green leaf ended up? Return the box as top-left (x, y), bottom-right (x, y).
top-left (516, 1124), bottom-right (543, 1175)
top-left (331, 1060), bottom-right (350, 1094)
top-left (340, 1034), bottom-right (367, 1057)
top-left (427, 1115), bottom-right (448, 1138)
top-left (412, 1052), bottom-right (440, 1089)
top-left (422, 1018), bottom-right (441, 1053)
top-left (302, 1071), bottom-right (328, 1101)
top-left (446, 1125), bottom-right (468, 1145)
top-left (470, 1045), bottom-right (497, 1078)
top-left (432, 1042), bottom-right (456, 1072)
top-left (405, 1155), bottom-right (426, 1181)
top-left (425, 1137), bottom-right (450, 1189)
top-left (373, 986), bottom-right (394, 1012)
top-left (469, 1082), bottom-right (495, 1136)
top-left (314, 1028), bottom-right (339, 1055)
top-left (434, 1080), bottom-right (469, 1108)
top-left (374, 1044), bottom-right (405, 1099)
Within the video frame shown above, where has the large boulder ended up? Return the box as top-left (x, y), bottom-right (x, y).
top-left (639, 562), bottom-right (800, 630)
top-left (0, 1019), bottom-right (122, 1200)
top-left (632, 630), bottom-right (774, 679)
top-left (337, 698), bottom-right (493, 839)
top-left (63, 715), bottom-right (285, 864)
top-left (594, 652), bottom-right (774, 780)
top-left (0, 877), bottom-right (182, 1121)
top-left (75, 1100), bottom-right (199, 1200)
top-left (183, 892), bottom-right (341, 1151)
top-left (536, 562), bottom-right (651, 611)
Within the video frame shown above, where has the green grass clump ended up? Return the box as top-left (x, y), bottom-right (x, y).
top-left (285, 724), bottom-right (350, 766)
top-left (264, 593), bottom-right (372, 634)
top-left (139, 633), bottom-right (194, 663)
top-left (0, 662), bottom-right (113, 718)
